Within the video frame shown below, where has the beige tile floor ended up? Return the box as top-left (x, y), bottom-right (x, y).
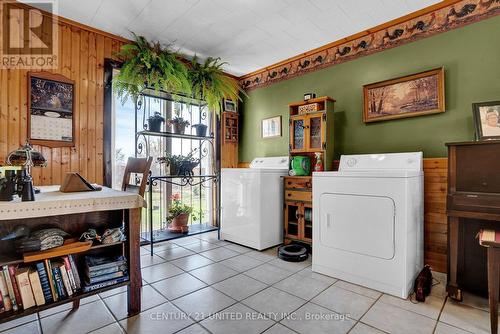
top-left (1, 231), bottom-right (498, 334)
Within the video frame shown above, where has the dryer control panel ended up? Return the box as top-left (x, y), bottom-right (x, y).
top-left (339, 152), bottom-right (423, 172)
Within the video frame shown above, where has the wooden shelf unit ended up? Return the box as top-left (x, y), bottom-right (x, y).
top-left (222, 111), bottom-right (239, 168)
top-left (0, 187), bottom-right (142, 323)
top-left (288, 96), bottom-right (335, 171)
top-left (284, 176), bottom-right (313, 245)
top-left (283, 96), bottom-right (335, 246)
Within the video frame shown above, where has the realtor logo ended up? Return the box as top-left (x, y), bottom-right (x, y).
top-left (1, 0), bottom-right (58, 69)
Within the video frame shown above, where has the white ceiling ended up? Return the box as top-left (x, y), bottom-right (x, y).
top-left (29, 0), bottom-right (441, 76)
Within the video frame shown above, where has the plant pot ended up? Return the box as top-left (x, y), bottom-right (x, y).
top-left (192, 124), bottom-right (208, 137)
top-left (168, 213), bottom-right (189, 233)
top-left (169, 162), bottom-right (180, 176)
top-left (172, 123), bottom-right (186, 134)
top-left (179, 160), bottom-right (200, 176)
top-left (148, 118), bottom-right (164, 132)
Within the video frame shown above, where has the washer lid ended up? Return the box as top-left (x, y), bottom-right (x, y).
top-left (314, 170), bottom-right (422, 178)
top-left (249, 156), bottom-right (289, 170)
top-left (339, 152), bottom-right (423, 172)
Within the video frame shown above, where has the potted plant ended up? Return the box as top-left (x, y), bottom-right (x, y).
top-left (147, 112), bottom-right (165, 132)
top-left (113, 33), bottom-right (191, 102)
top-left (167, 194), bottom-right (193, 233)
top-left (188, 56), bottom-right (246, 114)
top-left (191, 123), bottom-right (208, 137)
top-left (168, 107), bottom-right (190, 134)
top-left (157, 154), bottom-right (183, 175)
top-left (178, 150), bottom-right (200, 176)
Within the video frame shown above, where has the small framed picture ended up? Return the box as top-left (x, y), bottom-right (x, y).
top-left (472, 101), bottom-right (500, 140)
top-left (223, 98), bottom-right (237, 112)
top-left (262, 116), bottom-right (282, 139)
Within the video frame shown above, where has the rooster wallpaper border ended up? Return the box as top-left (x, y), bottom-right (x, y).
top-left (239, 0), bottom-right (500, 91)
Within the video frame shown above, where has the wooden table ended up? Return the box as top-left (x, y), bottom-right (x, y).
top-left (0, 186), bottom-right (143, 322)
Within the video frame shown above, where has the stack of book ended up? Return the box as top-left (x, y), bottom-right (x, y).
top-left (0, 255), bottom-right (80, 312)
top-left (83, 255), bottom-right (128, 293)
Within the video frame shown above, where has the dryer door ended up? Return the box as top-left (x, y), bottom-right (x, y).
top-left (319, 193), bottom-right (395, 260)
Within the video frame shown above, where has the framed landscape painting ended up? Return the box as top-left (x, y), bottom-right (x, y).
top-left (363, 67), bottom-right (445, 123)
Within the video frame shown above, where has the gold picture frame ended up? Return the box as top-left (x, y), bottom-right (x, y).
top-left (363, 67), bottom-right (445, 123)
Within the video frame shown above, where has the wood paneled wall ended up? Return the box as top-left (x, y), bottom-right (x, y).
top-left (238, 157), bottom-right (448, 273)
top-left (423, 158), bottom-right (447, 273)
top-left (0, 10), bottom-right (125, 185)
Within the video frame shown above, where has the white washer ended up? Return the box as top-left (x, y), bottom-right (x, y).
top-left (312, 152), bottom-right (424, 298)
top-left (221, 156), bottom-right (289, 250)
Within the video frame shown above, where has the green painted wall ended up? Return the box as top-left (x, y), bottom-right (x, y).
top-left (240, 16), bottom-right (500, 162)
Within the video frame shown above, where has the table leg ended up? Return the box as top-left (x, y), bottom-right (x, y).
top-left (487, 247), bottom-right (499, 334)
top-left (447, 216), bottom-right (462, 301)
top-left (127, 208), bottom-right (142, 316)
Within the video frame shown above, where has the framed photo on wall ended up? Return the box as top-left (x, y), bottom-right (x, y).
top-left (262, 116), bottom-right (282, 138)
top-left (28, 72), bottom-right (75, 148)
top-left (363, 67), bottom-right (445, 123)
top-left (472, 101), bottom-right (500, 140)
top-left (223, 98), bottom-right (237, 112)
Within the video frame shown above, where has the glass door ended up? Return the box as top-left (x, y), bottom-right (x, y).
top-left (307, 114), bottom-right (323, 150)
top-left (290, 117), bottom-right (305, 152)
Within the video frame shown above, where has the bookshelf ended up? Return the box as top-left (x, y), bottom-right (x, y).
top-left (0, 186), bottom-right (143, 324)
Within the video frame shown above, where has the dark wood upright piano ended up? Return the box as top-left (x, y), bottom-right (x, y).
top-left (446, 140), bottom-right (500, 300)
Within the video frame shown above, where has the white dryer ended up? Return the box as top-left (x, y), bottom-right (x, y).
top-left (221, 156), bottom-right (289, 250)
top-left (312, 152), bottom-right (424, 298)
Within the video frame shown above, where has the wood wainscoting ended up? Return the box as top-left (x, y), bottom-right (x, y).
top-left (237, 157), bottom-right (448, 273)
top-left (0, 3), bottom-right (126, 186)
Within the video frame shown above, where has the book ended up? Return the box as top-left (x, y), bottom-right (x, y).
top-left (3, 266), bottom-right (18, 311)
top-left (82, 275), bottom-right (129, 293)
top-left (62, 257), bottom-right (76, 291)
top-left (68, 255), bottom-right (81, 290)
top-left (36, 262), bottom-right (53, 303)
top-left (0, 271), bottom-right (12, 311)
top-left (85, 264), bottom-right (127, 278)
top-left (52, 266), bottom-right (66, 299)
top-left (8, 266), bottom-right (22, 309)
top-left (57, 264), bottom-right (73, 297)
top-left (87, 271), bottom-right (125, 284)
top-left (85, 255), bottom-right (126, 272)
top-left (28, 268), bottom-right (45, 306)
top-left (45, 260), bottom-right (58, 302)
top-left (15, 268), bottom-right (35, 309)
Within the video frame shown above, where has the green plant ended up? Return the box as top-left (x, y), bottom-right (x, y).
top-left (191, 209), bottom-right (204, 222)
top-left (188, 55), bottom-right (246, 114)
top-left (168, 106), bottom-right (189, 126)
top-left (157, 153), bottom-right (184, 167)
top-left (167, 194), bottom-right (193, 222)
top-left (113, 33), bottom-right (191, 102)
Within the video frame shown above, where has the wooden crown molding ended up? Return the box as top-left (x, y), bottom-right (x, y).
top-left (239, 0), bottom-right (500, 90)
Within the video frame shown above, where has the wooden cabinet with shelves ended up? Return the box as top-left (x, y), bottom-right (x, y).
top-left (288, 97), bottom-right (335, 170)
top-left (284, 176), bottom-right (312, 244)
top-left (283, 96), bottom-right (334, 247)
top-left (221, 112), bottom-right (238, 168)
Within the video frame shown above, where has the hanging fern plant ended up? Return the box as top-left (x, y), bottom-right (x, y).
top-left (113, 33), bottom-right (191, 102)
top-left (188, 56), bottom-right (246, 114)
